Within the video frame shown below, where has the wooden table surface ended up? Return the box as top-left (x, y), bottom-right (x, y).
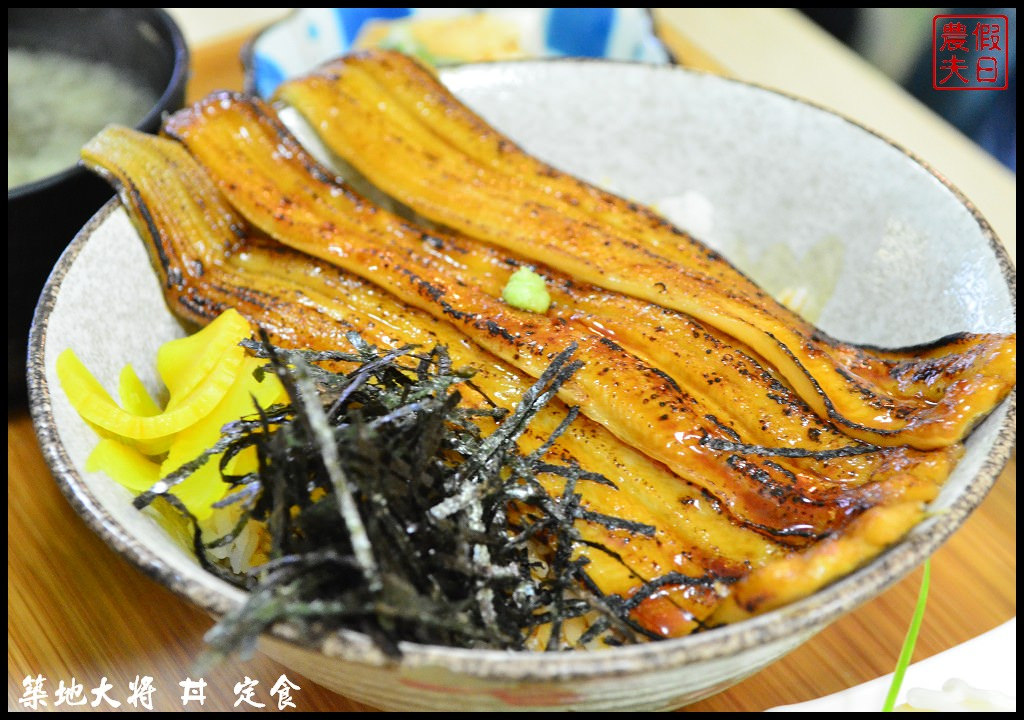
top-left (8, 13), bottom-right (1016, 713)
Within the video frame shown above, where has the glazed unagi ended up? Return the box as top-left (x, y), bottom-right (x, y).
top-left (159, 94), bottom-right (960, 550)
top-left (273, 50), bottom-right (1015, 450)
top-left (83, 125), bottom-right (968, 638)
top-left (81, 126), bottom-right (788, 638)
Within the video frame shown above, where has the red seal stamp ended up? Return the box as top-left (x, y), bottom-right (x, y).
top-left (933, 14), bottom-right (1009, 90)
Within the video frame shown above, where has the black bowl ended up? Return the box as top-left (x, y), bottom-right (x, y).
top-left (8, 8), bottom-right (189, 405)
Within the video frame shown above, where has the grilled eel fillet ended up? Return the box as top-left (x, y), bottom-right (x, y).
top-left (274, 50), bottom-right (1016, 451)
top-left (163, 93), bottom-right (958, 546)
top-left (82, 126), bottom-right (778, 638)
top-left (82, 126), bottom-right (958, 636)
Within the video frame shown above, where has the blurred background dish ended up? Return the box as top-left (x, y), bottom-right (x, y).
top-left (8, 8), bottom-right (189, 404)
top-left (243, 8), bottom-right (670, 98)
top-left (239, 8), bottom-right (1016, 172)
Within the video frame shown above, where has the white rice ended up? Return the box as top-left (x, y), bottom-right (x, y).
top-left (202, 504), bottom-right (268, 575)
top-left (898, 678), bottom-right (1016, 712)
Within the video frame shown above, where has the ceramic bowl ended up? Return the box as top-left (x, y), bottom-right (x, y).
top-left (8, 8), bottom-right (189, 404)
top-left (28, 60), bottom-right (1015, 711)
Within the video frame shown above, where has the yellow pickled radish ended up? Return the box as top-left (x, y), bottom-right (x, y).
top-left (86, 438), bottom-right (162, 493)
top-left (222, 365), bottom-right (290, 476)
top-left (118, 364), bottom-right (162, 416)
top-left (160, 355), bottom-right (286, 518)
top-left (57, 343), bottom-right (245, 441)
top-left (118, 364), bottom-right (174, 456)
top-left (61, 308), bottom-right (286, 517)
top-left (158, 308), bottom-right (253, 410)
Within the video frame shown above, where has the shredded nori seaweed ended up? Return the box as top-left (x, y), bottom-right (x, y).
top-left (136, 331), bottom-right (658, 662)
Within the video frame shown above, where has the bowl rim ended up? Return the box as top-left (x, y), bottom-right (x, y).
top-left (27, 58), bottom-right (1017, 683)
top-left (7, 7), bottom-right (190, 201)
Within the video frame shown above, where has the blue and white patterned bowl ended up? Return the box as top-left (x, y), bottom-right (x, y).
top-left (243, 8), bottom-right (670, 98)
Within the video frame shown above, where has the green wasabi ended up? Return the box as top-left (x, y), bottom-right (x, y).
top-left (502, 267), bottom-right (551, 313)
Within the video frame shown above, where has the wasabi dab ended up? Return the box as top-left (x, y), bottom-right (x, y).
top-left (502, 267), bottom-right (551, 313)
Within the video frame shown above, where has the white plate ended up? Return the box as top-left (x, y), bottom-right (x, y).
top-left (768, 619), bottom-right (1016, 711)
top-left (28, 60), bottom-right (1016, 711)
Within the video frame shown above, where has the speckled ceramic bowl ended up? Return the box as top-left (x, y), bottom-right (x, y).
top-left (28, 61), bottom-right (1015, 711)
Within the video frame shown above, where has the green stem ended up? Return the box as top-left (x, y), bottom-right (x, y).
top-left (882, 559), bottom-right (931, 711)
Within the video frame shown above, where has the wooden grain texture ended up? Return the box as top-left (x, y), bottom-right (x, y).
top-left (185, 31), bottom-right (255, 101)
top-left (8, 26), bottom-right (1016, 714)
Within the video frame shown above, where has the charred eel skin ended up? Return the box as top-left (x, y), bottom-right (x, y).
top-left (82, 126), bottom-right (787, 639)
top-left (274, 50), bottom-right (1015, 451)
top-left (81, 125), bottom-right (958, 639)
top-left (162, 94), bottom-right (959, 544)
